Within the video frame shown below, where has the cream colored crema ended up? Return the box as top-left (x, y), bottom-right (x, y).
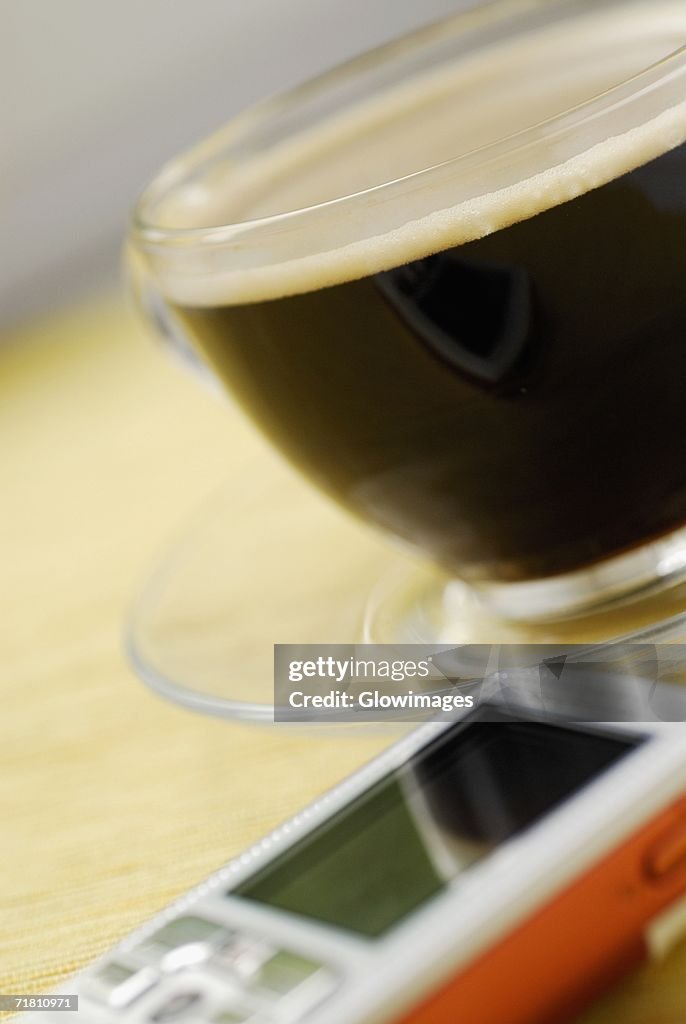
top-left (143, 1), bottom-right (686, 306)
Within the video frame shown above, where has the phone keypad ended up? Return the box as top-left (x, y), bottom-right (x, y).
top-left (81, 913), bottom-right (337, 1023)
top-left (82, 961), bottom-right (158, 1008)
top-left (149, 991), bottom-right (204, 1022)
top-left (211, 935), bottom-right (273, 982)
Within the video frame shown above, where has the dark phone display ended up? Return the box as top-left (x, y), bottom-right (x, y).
top-left (232, 709), bottom-right (639, 937)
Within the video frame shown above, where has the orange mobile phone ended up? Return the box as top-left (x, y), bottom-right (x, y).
top-left (28, 674), bottom-right (686, 1024)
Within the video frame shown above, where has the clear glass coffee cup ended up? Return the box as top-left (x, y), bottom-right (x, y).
top-left (126, 0), bottom-right (686, 715)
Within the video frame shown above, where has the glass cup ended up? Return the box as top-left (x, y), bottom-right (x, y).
top-left (126, 0), bottom-right (686, 715)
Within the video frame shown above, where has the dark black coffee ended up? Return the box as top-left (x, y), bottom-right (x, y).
top-left (168, 138), bottom-right (686, 584)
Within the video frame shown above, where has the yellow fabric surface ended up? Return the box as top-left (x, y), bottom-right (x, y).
top-left (1, 294), bottom-right (685, 1022)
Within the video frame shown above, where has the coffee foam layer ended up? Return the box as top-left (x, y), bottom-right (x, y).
top-left (143, 1), bottom-right (686, 306)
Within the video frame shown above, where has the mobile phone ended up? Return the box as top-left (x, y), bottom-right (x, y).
top-left (28, 672), bottom-right (686, 1024)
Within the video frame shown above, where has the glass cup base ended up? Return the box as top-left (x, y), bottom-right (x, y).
top-left (127, 461), bottom-right (686, 724)
top-left (364, 557), bottom-right (686, 647)
top-left (470, 528), bottom-right (686, 622)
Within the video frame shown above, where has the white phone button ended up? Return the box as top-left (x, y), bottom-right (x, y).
top-left (162, 943), bottom-right (214, 973)
top-left (212, 935), bottom-right (274, 982)
top-left (149, 991), bottom-right (204, 1022)
top-left (82, 962), bottom-right (158, 1008)
top-left (250, 950), bottom-right (337, 1016)
top-left (211, 1009), bottom-right (270, 1024)
top-left (142, 917), bottom-right (229, 957)
top-left (255, 950), bottom-right (324, 993)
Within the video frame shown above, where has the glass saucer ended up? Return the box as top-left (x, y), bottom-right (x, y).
top-left (126, 456), bottom-right (402, 722)
top-left (127, 455), bottom-right (686, 723)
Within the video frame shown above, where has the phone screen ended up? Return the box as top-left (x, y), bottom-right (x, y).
top-left (232, 708), bottom-right (640, 937)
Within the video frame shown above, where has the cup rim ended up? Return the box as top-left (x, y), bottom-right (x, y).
top-left (129, 0), bottom-right (686, 307)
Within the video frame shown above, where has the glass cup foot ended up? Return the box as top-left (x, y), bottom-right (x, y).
top-left (365, 558), bottom-right (686, 646)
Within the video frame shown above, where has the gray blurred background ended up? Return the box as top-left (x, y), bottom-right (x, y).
top-left (3, 0), bottom-right (469, 330)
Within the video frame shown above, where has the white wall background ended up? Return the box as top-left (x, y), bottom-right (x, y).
top-left (3, 0), bottom-right (469, 327)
